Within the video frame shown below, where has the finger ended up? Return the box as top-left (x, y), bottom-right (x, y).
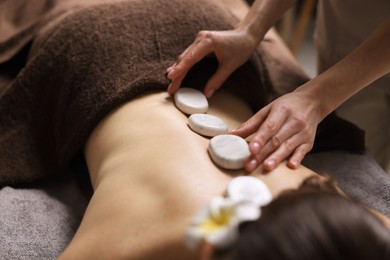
top-left (244, 155), bottom-right (260, 173)
top-left (244, 141), bottom-right (311, 174)
top-left (175, 44), bottom-right (194, 65)
top-left (263, 135), bottom-right (311, 171)
top-left (230, 108), bottom-right (269, 138)
top-left (261, 112), bottom-right (314, 170)
top-left (203, 64), bottom-right (236, 97)
top-left (265, 112), bottom-right (308, 150)
top-left (287, 143), bottom-right (312, 169)
top-left (168, 33), bottom-right (214, 81)
top-left (255, 134), bottom-right (283, 165)
top-left (244, 120), bottom-right (303, 173)
top-left (176, 40), bottom-right (213, 73)
top-left (166, 46), bottom-right (191, 75)
top-left (167, 73), bottom-right (187, 95)
top-left (167, 46), bottom-right (214, 94)
top-left (166, 65), bottom-right (175, 74)
top-left (248, 107), bottom-right (289, 154)
top-left (173, 36), bottom-right (203, 67)
top-left (263, 136), bottom-right (299, 171)
top-left (244, 138), bottom-right (277, 173)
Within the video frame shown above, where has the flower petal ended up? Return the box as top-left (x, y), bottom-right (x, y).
top-left (227, 176), bottom-right (272, 206)
top-left (234, 202), bottom-right (261, 222)
top-left (206, 224), bottom-right (239, 248)
top-left (185, 226), bottom-right (204, 250)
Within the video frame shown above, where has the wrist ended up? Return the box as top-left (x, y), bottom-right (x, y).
top-left (294, 83), bottom-right (333, 121)
top-left (235, 21), bottom-right (264, 50)
top-left (236, 0), bottom-right (296, 46)
top-left (235, 21), bottom-right (264, 53)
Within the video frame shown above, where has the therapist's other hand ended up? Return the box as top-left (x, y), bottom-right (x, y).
top-left (166, 29), bottom-right (258, 97)
top-left (231, 92), bottom-right (322, 173)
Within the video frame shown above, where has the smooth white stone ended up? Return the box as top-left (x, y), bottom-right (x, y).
top-left (227, 176), bottom-right (272, 206)
top-left (188, 114), bottom-right (228, 137)
top-left (174, 88), bottom-right (208, 115)
top-left (208, 135), bottom-right (250, 170)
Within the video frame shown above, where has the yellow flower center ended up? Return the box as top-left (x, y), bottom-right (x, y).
top-left (200, 209), bottom-right (233, 233)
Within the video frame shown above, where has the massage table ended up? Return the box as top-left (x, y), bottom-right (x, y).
top-left (0, 0), bottom-right (388, 259)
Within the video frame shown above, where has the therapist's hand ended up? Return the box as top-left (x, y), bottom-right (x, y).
top-left (231, 91), bottom-right (323, 173)
top-left (166, 28), bottom-right (258, 97)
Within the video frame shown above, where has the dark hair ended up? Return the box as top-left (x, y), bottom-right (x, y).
top-left (214, 176), bottom-right (390, 260)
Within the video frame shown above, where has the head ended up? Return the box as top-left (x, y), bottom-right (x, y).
top-left (209, 176), bottom-right (390, 260)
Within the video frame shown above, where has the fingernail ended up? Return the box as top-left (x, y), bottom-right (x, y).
top-left (250, 142), bottom-right (260, 154)
top-left (205, 89), bottom-right (214, 98)
top-left (289, 160), bottom-right (298, 169)
top-left (167, 83), bottom-right (172, 92)
top-left (265, 159), bottom-right (275, 170)
top-left (167, 69), bottom-right (175, 79)
top-left (247, 159), bottom-right (258, 172)
top-left (166, 66), bottom-right (174, 73)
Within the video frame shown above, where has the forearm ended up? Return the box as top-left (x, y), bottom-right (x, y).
top-left (297, 17), bottom-right (390, 119)
top-left (236, 0), bottom-right (296, 44)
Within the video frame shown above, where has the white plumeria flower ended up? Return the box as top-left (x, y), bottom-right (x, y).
top-left (186, 177), bottom-right (272, 250)
top-left (227, 176), bottom-right (272, 207)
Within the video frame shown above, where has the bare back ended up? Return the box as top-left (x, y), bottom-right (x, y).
top-left (59, 90), bottom-right (315, 259)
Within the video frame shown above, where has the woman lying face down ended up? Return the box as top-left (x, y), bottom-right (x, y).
top-left (7, 0), bottom-right (384, 258)
top-left (58, 90), bottom-right (390, 260)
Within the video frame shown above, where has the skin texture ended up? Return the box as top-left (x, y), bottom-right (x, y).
top-left (167, 0), bottom-right (390, 173)
top-left (58, 90), bottom-right (390, 260)
top-left (58, 90), bottom-right (317, 260)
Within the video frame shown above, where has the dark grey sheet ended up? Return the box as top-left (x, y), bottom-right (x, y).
top-left (0, 171), bottom-right (90, 259)
top-left (303, 151), bottom-right (390, 217)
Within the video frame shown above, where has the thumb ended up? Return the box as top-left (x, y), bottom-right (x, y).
top-left (203, 65), bottom-right (234, 98)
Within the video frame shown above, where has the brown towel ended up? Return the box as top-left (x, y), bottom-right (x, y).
top-left (0, 0), bottom-right (364, 185)
top-left (0, 0), bottom-right (62, 63)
